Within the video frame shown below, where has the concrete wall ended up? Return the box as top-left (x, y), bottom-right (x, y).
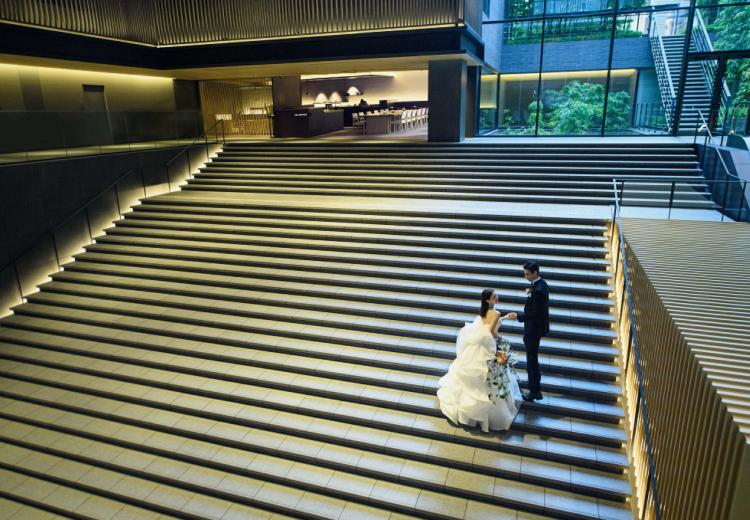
top-left (0, 63), bottom-right (177, 111)
top-left (0, 144), bottom-right (212, 315)
top-left (0, 63), bottom-right (202, 152)
top-left (635, 68), bottom-right (660, 105)
top-left (484, 36), bottom-right (654, 74)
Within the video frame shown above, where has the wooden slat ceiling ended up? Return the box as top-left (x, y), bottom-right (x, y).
top-left (621, 218), bottom-right (750, 439)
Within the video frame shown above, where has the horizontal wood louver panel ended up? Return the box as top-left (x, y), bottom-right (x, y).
top-left (619, 218), bottom-right (750, 520)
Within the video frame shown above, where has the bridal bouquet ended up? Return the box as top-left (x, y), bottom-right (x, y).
top-left (487, 338), bottom-right (517, 402)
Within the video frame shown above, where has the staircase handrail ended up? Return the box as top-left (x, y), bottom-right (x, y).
top-left (693, 9), bottom-right (731, 103)
top-left (694, 109), bottom-right (741, 181)
top-left (1, 119), bottom-right (224, 305)
top-left (609, 180), bottom-right (662, 520)
top-left (650, 33), bottom-right (676, 131)
top-left (166, 119), bottom-right (225, 167)
top-left (0, 163), bottom-right (140, 285)
top-left (657, 36), bottom-right (676, 100)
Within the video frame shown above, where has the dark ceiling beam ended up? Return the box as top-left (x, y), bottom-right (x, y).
top-left (0, 22), bottom-right (483, 71)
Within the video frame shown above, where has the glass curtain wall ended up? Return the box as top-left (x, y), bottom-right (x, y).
top-left (478, 0), bottom-right (750, 135)
top-left (693, 1), bottom-right (750, 136)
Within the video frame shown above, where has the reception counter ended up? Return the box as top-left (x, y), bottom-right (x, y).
top-left (274, 107), bottom-right (344, 137)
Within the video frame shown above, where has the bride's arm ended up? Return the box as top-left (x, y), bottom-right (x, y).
top-left (489, 311), bottom-right (502, 340)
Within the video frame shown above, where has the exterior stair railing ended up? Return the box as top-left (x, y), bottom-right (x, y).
top-left (693, 9), bottom-right (732, 122)
top-left (649, 17), bottom-right (676, 132)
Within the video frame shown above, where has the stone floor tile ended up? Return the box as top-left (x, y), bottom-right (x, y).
top-left (326, 470), bottom-right (377, 497)
top-left (9, 478), bottom-right (59, 503)
top-left (595, 497), bottom-right (633, 520)
top-left (463, 500), bottom-right (518, 520)
top-left (317, 445), bottom-right (364, 468)
top-left (369, 481), bottom-right (420, 509)
top-left (336, 501), bottom-right (392, 520)
top-left (416, 489), bottom-right (468, 518)
top-left (445, 468), bottom-right (495, 496)
top-left (111, 505), bottom-right (165, 520)
top-left (255, 482), bottom-right (305, 510)
top-left (493, 479), bottom-right (545, 508)
top-left (399, 460), bottom-right (449, 488)
top-left (43, 487), bottom-right (92, 512)
top-left (428, 441), bottom-right (476, 465)
top-left (473, 449), bottom-right (522, 476)
top-left (287, 462), bottom-right (335, 487)
top-left (181, 494), bottom-right (231, 519)
top-left (221, 503), bottom-right (273, 520)
top-left (247, 454), bottom-right (295, 479)
top-left (75, 466), bottom-right (125, 492)
top-left (145, 485), bottom-right (195, 511)
top-left (295, 492), bottom-right (346, 519)
top-left (544, 488), bottom-right (599, 517)
top-left (74, 494), bottom-right (126, 519)
top-left (520, 457), bottom-right (572, 485)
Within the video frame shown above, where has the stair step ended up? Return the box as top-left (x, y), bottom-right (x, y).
top-left (178, 185), bottom-right (716, 208)
top-left (94, 233), bottom-right (611, 282)
top-left (132, 203), bottom-right (609, 235)
top-left (0, 356), bottom-right (629, 474)
top-left (119, 212), bottom-right (610, 248)
top-left (62, 259), bottom-right (616, 315)
top-left (0, 419), bottom-right (389, 520)
top-left (35, 280), bottom-right (618, 362)
top-left (10, 300), bottom-right (621, 396)
top-left (108, 219), bottom-right (611, 259)
top-left (0, 337), bottom-right (622, 446)
top-left (22, 286), bottom-right (617, 351)
top-left (72, 248), bottom-right (613, 300)
top-left (199, 164), bottom-right (702, 176)
top-left (50, 268), bottom-right (616, 327)
top-left (0, 383), bottom-right (631, 518)
top-left (196, 172), bottom-right (705, 185)
top-left (209, 157), bottom-right (699, 169)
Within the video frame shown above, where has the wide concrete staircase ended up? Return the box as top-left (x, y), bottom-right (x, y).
top-left (0, 141), bottom-right (655, 519)
top-left (187, 142), bottom-right (715, 208)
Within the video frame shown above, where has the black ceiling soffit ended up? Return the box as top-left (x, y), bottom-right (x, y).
top-left (0, 23), bottom-right (484, 71)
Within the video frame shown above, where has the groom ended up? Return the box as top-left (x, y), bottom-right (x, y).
top-left (511, 261), bottom-right (549, 402)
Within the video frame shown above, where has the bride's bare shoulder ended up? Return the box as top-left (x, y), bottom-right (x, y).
top-left (484, 309), bottom-right (500, 323)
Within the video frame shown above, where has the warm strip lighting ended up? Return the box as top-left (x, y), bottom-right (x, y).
top-left (500, 69), bottom-right (637, 82)
top-left (0, 62), bottom-right (173, 82)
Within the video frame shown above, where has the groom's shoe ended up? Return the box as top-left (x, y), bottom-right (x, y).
top-left (522, 392), bottom-right (543, 402)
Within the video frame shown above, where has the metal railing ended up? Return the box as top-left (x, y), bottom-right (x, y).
top-left (164, 119), bottom-right (225, 188)
top-left (0, 119), bottom-right (224, 316)
top-left (610, 181), bottom-right (661, 520)
top-left (692, 109), bottom-right (748, 221)
top-left (649, 30), bottom-right (676, 132)
top-left (612, 177), bottom-right (747, 221)
top-left (717, 100), bottom-right (750, 144)
top-left (631, 102), bottom-right (669, 133)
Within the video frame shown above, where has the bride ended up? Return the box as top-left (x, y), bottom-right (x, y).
top-left (437, 288), bottom-right (522, 432)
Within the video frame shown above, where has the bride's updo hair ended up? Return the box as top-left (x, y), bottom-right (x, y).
top-left (479, 288), bottom-right (495, 318)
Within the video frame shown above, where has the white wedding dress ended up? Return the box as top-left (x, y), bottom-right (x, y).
top-left (437, 315), bottom-right (522, 432)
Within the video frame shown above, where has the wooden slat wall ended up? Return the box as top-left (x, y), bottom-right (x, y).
top-left (0, 0), bottom-right (464, 45)
top-left (616, 218), bottom-right (750, 520)
top-left (198, 79), bottom-right (273, 137)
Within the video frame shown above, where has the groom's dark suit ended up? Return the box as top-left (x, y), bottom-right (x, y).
top-left (517, 278), bottom-right (549, 396)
